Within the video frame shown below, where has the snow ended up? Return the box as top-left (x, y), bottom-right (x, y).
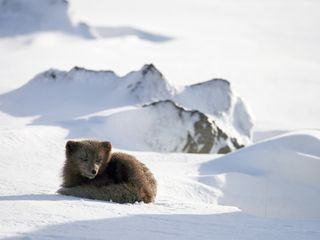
top-left (0, 0), bottom-right (90, 38)
top-left (98, 100), bottom-right (229, 153)
top-left (175, 79), bottom-right (253, 144)
top-left (200, 130), bottom-right (320, 219)
top-left (1, 128), bottom-right (320, 239)
top-left (0, 0), bottom-right (320, 239)
top-left (0, 65), bottom-right (252, 153)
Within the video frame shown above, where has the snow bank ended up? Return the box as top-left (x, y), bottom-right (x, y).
top-left (81, 100), bottom-right (243, 153)
top-left (0, 64), bottom-right (253, 153)
top-left (0, 0), bottom-right (91, 37)
top-left (199, 130), bottom-right (320, 219)
top-left (0, 0), bottom-right (172, 41)
top-left (0, 127), bottom-right (319, 239)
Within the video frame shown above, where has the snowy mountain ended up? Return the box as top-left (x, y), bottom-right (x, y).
top-left (0, 64), bottom-right (252, 153)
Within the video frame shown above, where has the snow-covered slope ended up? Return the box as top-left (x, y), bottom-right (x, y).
top-left (200, 130), bottom-right (320, 219)
top-left (0, 67), bottom-right (121, 122)
top-left (0, 128), bottom-right (319, 239)
top-left (123, 64), bottom-right (175, 102)
top-left (0, 0), bottom-right (91, 37)
top-left (0, 64), bottom-right (253, 153)
top-left (0, 0), bottom-right (171, 42)
top-left (0, 0), bottom-right (319, 239)
top-left (81, 100), bottom-right (243, 153)
top-left (174, 79), bottom-right (253, 144)
top-left (0, 0), bottom-right (318, 130)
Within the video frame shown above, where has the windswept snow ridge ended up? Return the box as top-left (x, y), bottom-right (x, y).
top-left (0, 64), bottom-right (253, 153)
top-left (80, 100), bottom-right (243, 153)
top-left (175, 79), bottom-right (253, 145)
top-left (199, 130), bottom-right (320, 219)
top-left (124, 64), bottom-right (176, 102)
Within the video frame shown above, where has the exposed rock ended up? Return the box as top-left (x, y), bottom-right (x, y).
top-left (0, 64), bottom-right (253, 153)
top-left (101, 100), bottom-right (243, 153)
top-left (174, 78), bottom-right (253, 146)
top-left (123, 64), bottom-right (176, 102)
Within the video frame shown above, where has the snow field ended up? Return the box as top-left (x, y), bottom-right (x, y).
top-left (0, 0), bottom-right (320, 239)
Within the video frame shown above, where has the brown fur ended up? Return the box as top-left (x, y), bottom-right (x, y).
top-left (57, 140), bottom-right (157, 203)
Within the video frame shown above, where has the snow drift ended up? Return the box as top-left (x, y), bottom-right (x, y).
top-left (1, 127), bottom-right (319, 239)
top-left (0, 0), bottom-right (91, 37)
top-left (0, 0), bottom-right (172, 41)
top-left (0, 64), bottom-right (253, 153)
top-left (199, 130), bottom-right (320, 219)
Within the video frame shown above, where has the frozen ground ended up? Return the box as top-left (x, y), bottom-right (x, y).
top-left (0, 0), bottom-right (320, 239)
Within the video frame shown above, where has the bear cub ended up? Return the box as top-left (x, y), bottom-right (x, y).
top-left (57, 140), bottom-right (157, 203)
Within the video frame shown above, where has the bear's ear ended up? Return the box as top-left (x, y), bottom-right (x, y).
top-left (66, 141), bottom-right (79, 155)
top-left (101, 141), bottom-right (112, 152)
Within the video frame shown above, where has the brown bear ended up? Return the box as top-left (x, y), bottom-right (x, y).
top-left (57, 140), bottom-right (157, 203)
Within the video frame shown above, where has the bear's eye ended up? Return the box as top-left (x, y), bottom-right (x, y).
top-left (96, 158), bottom-right (102, 163)
top-left (81, 152), bottom-right (89, 162)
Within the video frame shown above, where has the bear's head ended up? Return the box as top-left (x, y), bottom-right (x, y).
top-left (65, 140), bottom-right (112, 179)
